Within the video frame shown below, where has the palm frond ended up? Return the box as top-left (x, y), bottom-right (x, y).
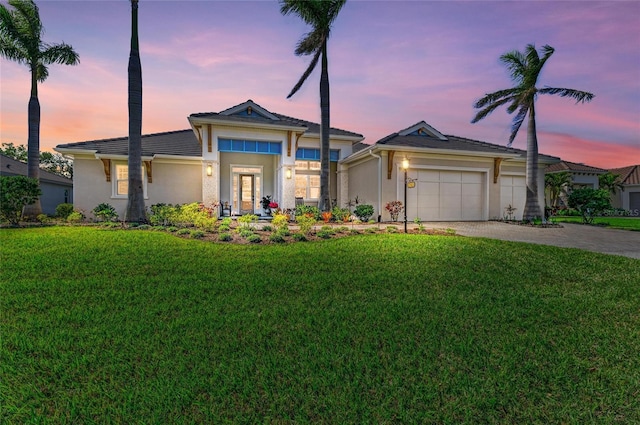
top-left (471, 96), bottom-right (514, 123)
top-left (295, 28), bottom-right (324, 56)
top-left (539, 87), bottom-right (594, 103)
top-left (508, 105), bottom-right (528, 146)
top-left (287, 45), bottom-right (322, 98)
top-left (41, 42), bottom-right (80, 66)
top-left (499, 50), bottom-right (526, 83)
top-left (472, 88), bottom-right (519, 109)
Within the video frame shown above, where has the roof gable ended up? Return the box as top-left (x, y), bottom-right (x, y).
top-left (398, 121), bottom-right (447, 141)
top-left (546, 160), bottom-right (606, 174)
top-left (609, 164), bottom-right (640, 185)
top-left (220, 99), bottom-right (280, 121)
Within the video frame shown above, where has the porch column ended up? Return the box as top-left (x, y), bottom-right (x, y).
top-left (337, 163), bottom-right (349, 209)
top-left (201, 124), bottom-right (220, 206)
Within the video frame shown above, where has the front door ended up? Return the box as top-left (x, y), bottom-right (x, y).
top-left (239, 174), bottom-right (254, 215)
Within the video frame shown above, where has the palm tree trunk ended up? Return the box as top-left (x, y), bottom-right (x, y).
top-left (523, 103), bottom-right (543, 220)
top-left (23, 68), bottom-right (42, 219)
top-left (125, 0), bottom-right (146, 223)
top-left (318, 41), bottom-right (330, 212)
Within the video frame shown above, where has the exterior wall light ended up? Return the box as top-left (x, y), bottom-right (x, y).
top-left (206, 163), bottom-right (212, 176)
top-left (286, 167), bottom-right (292, 179)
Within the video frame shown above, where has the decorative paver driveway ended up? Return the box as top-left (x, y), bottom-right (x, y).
top-left (422, 221), bottom-right (640, 259)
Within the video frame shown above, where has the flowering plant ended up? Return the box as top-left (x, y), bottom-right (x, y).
top-left (269, 202), bottom-right (279, 209)
top-left (385, 201), bottom-right (404, 221)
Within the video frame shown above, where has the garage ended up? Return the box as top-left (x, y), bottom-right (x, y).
top-left (405, 169), bottom-right (485, 221)
top-left (630, 192), bottom-right (640, 212)
top-left (500, 175), bottom-right (526, 220)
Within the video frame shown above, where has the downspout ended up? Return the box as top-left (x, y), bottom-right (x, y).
top-left (369, 149), bottom-right (382, 222)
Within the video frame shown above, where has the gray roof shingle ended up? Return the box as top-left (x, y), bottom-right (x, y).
top-left (546, 160), bottom-right (606, 173)
top-left (0, 154), bottom-right (73, 185)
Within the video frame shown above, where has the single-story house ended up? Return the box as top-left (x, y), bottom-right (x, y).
top-left (609, 164), bottom-right (640, 215)
top-left (342, 121), bottom-right (559, 222)
top-left (0, 153), bottom-right (73, 216)
top-left (56, 100), bottom-right (559, 222)
top-left (544, 160), bottom-right (607, 208)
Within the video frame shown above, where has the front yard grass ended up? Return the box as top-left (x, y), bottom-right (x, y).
top-left (1, 226), bottom-right (639, 423)
top-left (553, 216), bottom-right (640, 231)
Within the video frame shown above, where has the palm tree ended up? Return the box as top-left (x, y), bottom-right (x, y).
top-left (472, 44), bottom-right (594, 220)
top-left (545, 171), bottom-right (572, 209)
top-left (280, 0), bottom-right (346, 212)
top-left (598, 172), bottom-right (623, 196)
top-left (125, 0), bottom-right (146, 223)
top-left (0, 0), bottom-right (79, 218)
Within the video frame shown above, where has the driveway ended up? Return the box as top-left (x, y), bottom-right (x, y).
top-left (421, 221), bottom-right (640, 259)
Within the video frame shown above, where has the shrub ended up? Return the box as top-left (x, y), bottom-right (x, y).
top-left (238, 214), bottom-right (258, 229)
top-left (167, 226), bottom-right (178, 233)
top-left (296, 214), bottom-right (316, 235)
top-left (350, 229), bottom-right (361, 235)
top-left (0, 175), bottom-right (41, 225)
top-left (331, 206), bottom-right (351, 222)
top-left (190, 230), bottom-right (205, 239)
top-left (149, 203), bottom-right (177, 226)
top-left (218, 224), bottom-right (231, 232)
top-left (354, 204), bottom-right (374, 221)
top-left (262, 225), bottom-right (273, 232)
top-left (102, 222), bottom-right (121, 229)
top-left (92, 203), bottom-right (119, 222)
top-left (67, 211), bottom-right (85, 224)
top-left (221, 217), bottom-right (232, 226)
top-left (272, 213), bottom-right (289, 231)
top-left (295, 204), bottom-right (321, 220)
top-left (385, 201), bottom-right (403, 221)
top-left (317, 230), bottom-right (333, 239)
top-left (238, 228), bottom-right (254, 238)
top-left (152, 225), bottom-right (165, 231)
top-left (218, 233), bottom-right (233, 242)
top-left (321, 211), bottom-right (332, 223)
top-left (292, 233), bottom-right (307, 242)
top-left (277, 228), bottom-right (291, 237)
top-left (568, 188), bottom-right (612, 224)
top-left (36, 214), bottom-right (50, 223)
top-left (365, 227), bottom-right (377, 234)
top-left (336, 226), bottom-right (349, 234)
top-left (386, 226), bottom-right (398, 233)
top-left (319, 225), bottom-right (334, 235)
top-left (247, 234), bottom-right (262, 243)
top-left (136, 224), bottom-right (151, 230)
top-left (55, 203), bottom-right (74, 219)
top-left (176, 228), bottom-right (190, 235)
top-left (269, 233), bottom-right (286, 243)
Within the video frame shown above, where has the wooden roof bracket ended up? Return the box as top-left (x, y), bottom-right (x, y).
top-left (100, 158), bottom-right (111, 182)
top-left (207, 124), bottom-right (212, 153)
top-left (387, 150), bottom-right (395, 179)
top-left (294, 132), bottom-right (303, 154)
top-left (194, 125), bottom-right (202, 146)
top-left (494, 157), bottom-right (503, 183)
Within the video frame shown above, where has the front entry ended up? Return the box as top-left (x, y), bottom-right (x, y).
top-left (239, 174), bottom-right (254, 214)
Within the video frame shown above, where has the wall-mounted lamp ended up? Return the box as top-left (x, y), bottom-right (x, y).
top-left (286, 167), bottom-right (292, 179)
top-left (206, 163), bottom-right (212, 176)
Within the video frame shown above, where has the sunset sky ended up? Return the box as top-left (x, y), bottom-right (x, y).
top-left (1, 0), bottom-right (639, 169)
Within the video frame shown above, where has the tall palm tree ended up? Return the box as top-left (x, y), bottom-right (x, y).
top-left (0, 0), bottom-right (79, 218)
top-left (280, 0), bottom-right (346, 212)
top-left (125, 0), bottom-right (146, 223)
top-left (545, 171), bottom-right (572, 208)
top-left (472, 44), bottom-right (594, 220)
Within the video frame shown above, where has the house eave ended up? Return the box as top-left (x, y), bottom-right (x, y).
top-left (188, 116), bottom-right (308, 133)
top-left (341, 145), bottom-right (522, 164)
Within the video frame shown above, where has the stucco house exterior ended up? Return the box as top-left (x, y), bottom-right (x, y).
top-left (56, 100), bottom-right (559, 222)
top-left (544, 160), bottom-right (606, 208)
top-left (56, 100), bottom-right (363, 218)
top-left (1, 154), bottom-right (73, 216)
top-left (341, 122), bottom-right (559, 222)
top-left (609, 165), bottom-right (640, 215)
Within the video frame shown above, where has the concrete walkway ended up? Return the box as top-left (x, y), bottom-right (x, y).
top-left (421, 221), bottom-right (640, 259)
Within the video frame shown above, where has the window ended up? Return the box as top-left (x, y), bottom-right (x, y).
top-left (295, 174), bottom-right (320, 199)
top-left (113, 163), bottom-right (147, 198)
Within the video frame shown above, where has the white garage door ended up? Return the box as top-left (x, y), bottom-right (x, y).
top-left (406, 170), bottom-right (484, 221)
top-left (500, 176), bottom-right (525, 220)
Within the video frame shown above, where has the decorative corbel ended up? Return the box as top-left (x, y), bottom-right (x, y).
top-left (387, 151), bottom-right (395, 179)
top-left (144, 160), bottom-right (152, 183)
top-left (207, 124), bottom-right (212, 153)
top-left (100, 158), bottom-right (111, 182)
top-left (294, 132), bottom-right (303, 153)
top-left (287, 131), bottom-right (292, 157)
top-left (493, 157), bottom-right (503, 183)
top-left (194, 125), bottom-right (202, 146)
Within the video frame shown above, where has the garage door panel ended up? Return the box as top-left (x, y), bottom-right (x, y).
top-left (629, 192), bottom-right (640, 211)
top-left (419, 170), bottom-right (440, 182)
top-left (462, 172), bottom-right (482, 183)
top-left (418, 182), bottom-right (440, 196)
top-left (462, 183), bottom-right (481, 197)
top-left (441, 182), bottom-right (462, 196)
top-left (441, 171), bottom-right (462, 183)
top-left (501, 176), bottom-right (525, 220)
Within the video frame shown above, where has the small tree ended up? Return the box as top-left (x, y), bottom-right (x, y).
top-left (545, 171), bottom-right (572, 209)
top-left (598, 172), bottom-right (623, 196)
top-left (0, 175), bottom-right (41, 225)
top-left (567, 188), bottom-right (611, 224)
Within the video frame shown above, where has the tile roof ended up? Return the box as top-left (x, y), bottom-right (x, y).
top-left (56, 129), bottom-right (200, 157)
top-left (0, 154), bottom-right (73, 185)
top-left (546, 160), bottom-right (606, 173)
top-left (609, 165), bottom-right (640, 185)
top-left (374, 130), bottom-right (560, 162)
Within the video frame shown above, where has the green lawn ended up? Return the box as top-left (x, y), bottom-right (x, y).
top-left (553, 216), bottom-right (640, 230)
top-left (1, 227), bottom-right (639, 423)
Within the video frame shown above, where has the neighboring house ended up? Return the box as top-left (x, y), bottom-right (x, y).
top-left (0, 153), bottom-right (73, 216)
top-left (341, 121), bottom-right (559, 222)
top-left (56, 100), bottom-right (363, 218)
top-left (609, 165), bottom-right (640, 215)
top-left (544, 160), bottom-right (606, 207)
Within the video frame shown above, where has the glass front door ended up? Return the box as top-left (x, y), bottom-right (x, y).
top-left (239, 174), bottom-right (254, 215)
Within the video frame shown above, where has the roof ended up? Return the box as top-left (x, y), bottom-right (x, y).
top-left (609, 165), bottom-right (640, 185)
top-left (190, 99), bottom-right (364, 140)
top-left (546, 160), bottom-right (606, 174)
top-left (364, 121), bottom-right (560, 162)
top-left (56, 129), bottom-right (200, 157)
top-left (0, 154), bottom-right (73, 185)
